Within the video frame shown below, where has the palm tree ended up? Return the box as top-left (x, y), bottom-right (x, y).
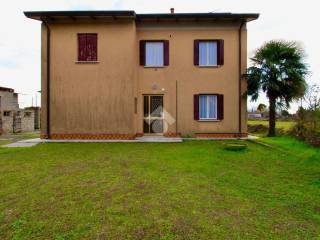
top-left (247, 40), bottom-right (308, 136)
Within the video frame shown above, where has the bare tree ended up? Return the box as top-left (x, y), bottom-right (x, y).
top-left (304, 84), bottom-right (320, 111)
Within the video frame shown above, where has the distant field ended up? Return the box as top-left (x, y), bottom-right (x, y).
top-left (248, 119), bottom-right (295, 131)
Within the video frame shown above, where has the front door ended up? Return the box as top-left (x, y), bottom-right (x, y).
top-left (143, 95), bottom-right (164, 134)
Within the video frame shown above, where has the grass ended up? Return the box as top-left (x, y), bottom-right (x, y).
top-left (248, 119), bottom-right (295, 136)
top-left (0, 131), bottom-right (40, 146)
top-left (248, 119), bottom-right (294, 131)
top-left (0, 139), bottom-right (319, 239)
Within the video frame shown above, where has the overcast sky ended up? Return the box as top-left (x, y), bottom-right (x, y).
top-left (0, 0), bottom-right (319, 112)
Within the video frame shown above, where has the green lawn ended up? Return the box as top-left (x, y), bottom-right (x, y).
top-left (0, 139), bottom-right (319, 239)
top-left (248, 120), bottom-right (295, 136)
top-left (248, 119), bottom-right (294, 131)
top-left (0, 131), bottom-right (40, 146)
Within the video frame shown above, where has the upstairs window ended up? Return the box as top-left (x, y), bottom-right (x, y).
top-left (146, 42), bottom-right (164, 67)
top-left (3, 111), bottom-right (11, 117)
top-left (140, 40), bottom-right (169, 67)
top-left (78, 33), bottom-right (98, 61)
top-left (24, 112), bottom-right (32, 117)
top-left (199, 41), bottom-right (218, 66)
top-left (194, 40), bottom-right (224, 66)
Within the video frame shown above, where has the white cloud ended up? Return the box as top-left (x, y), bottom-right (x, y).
top-left (0, 0), bottom-right (319, 111)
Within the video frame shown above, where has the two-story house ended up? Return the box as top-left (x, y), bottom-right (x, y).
top-left (25, 10), bottom-right (259, 139)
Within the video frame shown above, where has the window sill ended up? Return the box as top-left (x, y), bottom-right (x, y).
top-left (143, 66), bottom-right (166, 68)
top-left (75, 61), bottom-right (99, 64)
top-left (198, 65), bottom-right (220, 68)
top-left (198, 119), bottom-right (221, 122)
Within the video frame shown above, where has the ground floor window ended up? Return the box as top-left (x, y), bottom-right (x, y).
top-left (199, 95), bottom-right (217, 120)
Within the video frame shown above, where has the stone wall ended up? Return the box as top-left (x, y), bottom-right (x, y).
top-left (21, 110), bottom-right (35, 132)
top-left (0, 91), bottom-right (19, 112)
top-left (0, 88), bottom-right (20, 133)
top-left (2, 115), bottom-right (14, 133)
top-left (0, 88), bottom-right (40, 133)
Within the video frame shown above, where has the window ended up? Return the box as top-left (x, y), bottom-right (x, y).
top-left (194, 40), bottom-right (224, 66)
top-left (194, 94), bottom-right (223, 121)
top-left (145, 42), bottom-right (164, 67)
top-left (3, 111), bottom-right (11, 117)
top-left (140, 40), bottom-right (169, 66)
top-left (78, 33), bottom-right (98, 61)
top-left (199, 41), bottom-right (217, 66)
top-left (24, 112), bottom-right (32, 117)
top-left (199, 95), bottom-right (217, 120)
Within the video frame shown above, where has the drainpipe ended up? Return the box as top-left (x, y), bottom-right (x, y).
top-left (42, 20), bottom-right (51, 139)
top-left (176, 80), bottom-right (178, 135)
top-left (238, 21), bottom-right (245, 136)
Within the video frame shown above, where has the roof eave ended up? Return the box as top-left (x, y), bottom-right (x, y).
top-left (24, 11), bottom-right (259, 22)
top-left (24, 10), bottom-right (136, 21)
top-left (136, 13), bottom-right (259, 22)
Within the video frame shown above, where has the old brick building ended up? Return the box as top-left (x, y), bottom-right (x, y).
top-left (0, 87), bottom-right (40, 133)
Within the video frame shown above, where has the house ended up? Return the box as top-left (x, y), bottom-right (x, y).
top-left (24, 10), bottom-right (259, 139)
top-left (0, 87), bottom-right (40, 133)
top-left (248, 112), bottom-right (263, 119)
top-left (0, 87), bottom-right (20, 133)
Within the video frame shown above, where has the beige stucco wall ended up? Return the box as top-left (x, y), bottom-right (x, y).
top-left (136, 22), bottom-right (247, 135)
top-left (42, 21), bottom-right (137, 136)
top-left (41, 20), bottom-right (248, 137)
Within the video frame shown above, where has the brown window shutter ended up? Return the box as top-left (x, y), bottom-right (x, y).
top-left (217, 40), bottom-right (224, 65)
top-left (78, 34), bottom-right (87, 61)
top-left (140, 40), bottom-right (146, 66)
top-left (163, 40), bottom-right (169, 66)
top-left (194, 40), bottom-right (200, 65)
top-left (194, 94), bottom-right (199, 120)
top-left (217, 94), bottom-right (224, 120)
top-left (86, 34), bottom-right (97, 61)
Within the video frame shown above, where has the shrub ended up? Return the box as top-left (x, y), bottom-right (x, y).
top-left (291, 107), bottom-right (320, 147)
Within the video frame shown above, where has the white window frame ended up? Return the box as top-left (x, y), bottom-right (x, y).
top-left (199, 41), bottom-right (218, 67)
top-left (199, 95), bottom-right (218, 120)
top-left (145, 41), bottom-right (164, 67)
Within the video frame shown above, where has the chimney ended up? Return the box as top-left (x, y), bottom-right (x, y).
top-left (170, 8), bottom-right (175, 14)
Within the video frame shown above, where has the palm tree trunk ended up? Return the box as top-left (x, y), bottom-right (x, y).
top-left (268, 96), bottom-right (276, 136)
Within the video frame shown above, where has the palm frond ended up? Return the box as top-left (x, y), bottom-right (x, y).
top-left (247, 39), bottom-right (308, 106)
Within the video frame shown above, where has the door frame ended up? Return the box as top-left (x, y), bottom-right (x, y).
top-left (143, 94), bottom-right (164, 135)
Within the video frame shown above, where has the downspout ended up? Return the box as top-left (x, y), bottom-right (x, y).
top-left (176, 80), bottom-right (178, 135)
top-left (42, 20), bottom-right (51, 139)
top-left (238, 21), bottom-right (245, 135)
